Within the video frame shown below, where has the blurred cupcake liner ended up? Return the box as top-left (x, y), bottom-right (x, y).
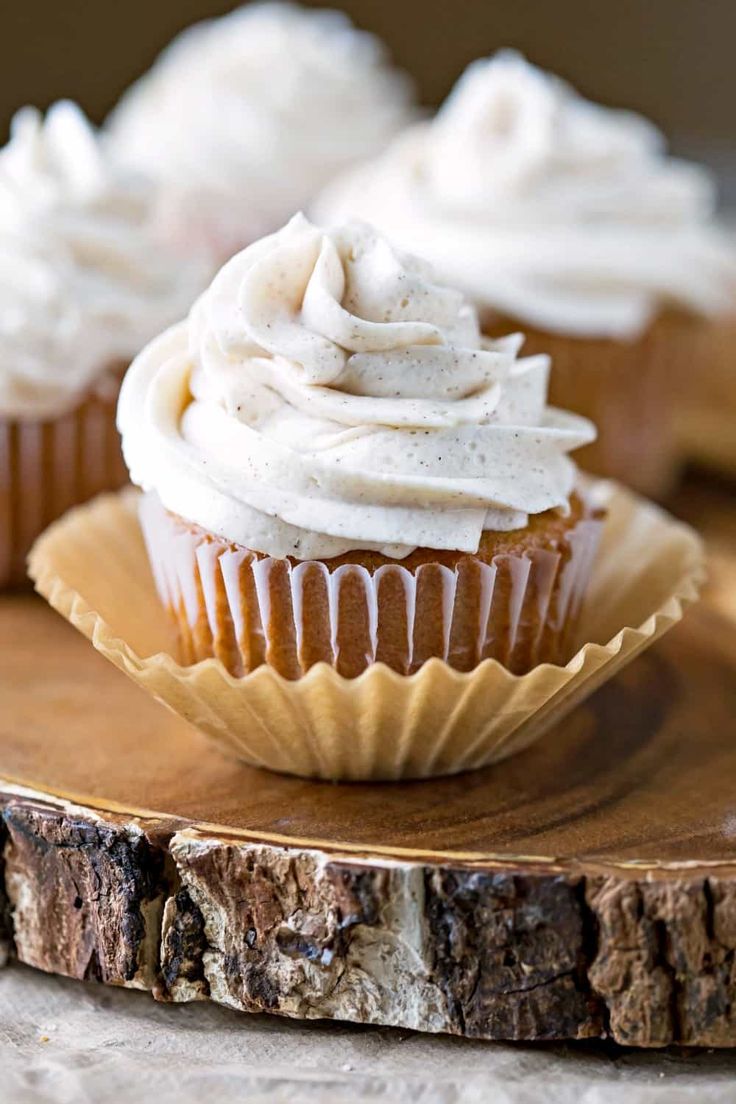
top-left (137, 492), bottom-right (603, 679)
top-left (674, 312), bottom-right (736, 476)
top-left (0, 375), bottom-right (127, 589)
top-left (482, 312), bottom-right (704, 500)
top-left (28, 480), bottom-right (703, 781)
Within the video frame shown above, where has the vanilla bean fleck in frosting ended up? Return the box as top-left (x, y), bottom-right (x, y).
top-left (314, 50), bottom-right (736, 339)
top-left (0, 101), bottom-right (211, 420)
top-left (119, 214), bottom-right (595, 559)
top-left (106, 2), bottom-right (414, 258)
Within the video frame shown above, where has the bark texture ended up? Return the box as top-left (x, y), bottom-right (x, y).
top-left (587, 876), bottom-right (736, 1047)
top-left (2, 799), bottom-right (166, 988)
top-left (423, 868), bottom-right (599, 1040)
top-left (0, 814), bottom-right (11, 967)
top-left (2, 792), bottom-right (736, 1046)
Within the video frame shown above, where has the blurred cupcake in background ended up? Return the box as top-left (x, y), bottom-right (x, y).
top-left (0, 100), bottom-right (210, 588)
top-left (119, 213), bottom-right (600, 682)
top-left (314, 50), bottom-right (736, 498)
top-left (105, 1), bottom-right (415, 262)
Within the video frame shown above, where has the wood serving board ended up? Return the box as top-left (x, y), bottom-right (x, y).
top-left (1, 581), bottom-right (736, 1048)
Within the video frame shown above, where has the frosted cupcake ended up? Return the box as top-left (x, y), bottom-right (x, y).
top-left (0, 101), bottom-right (210, 588)
top-left (106, 2), bottom-right (414, 262)
top-left (314, 51), bottom-right (736, 497)
top-left (119, 214), bottom-right (601, 679)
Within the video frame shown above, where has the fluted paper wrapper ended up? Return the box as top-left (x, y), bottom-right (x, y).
top-left (137, 493), bottom-right (602, 679)
top-left (674, 312), bottom-right (736, 477)
top-left (29, 482), bottom-right (704, 781)
top-left (0, 383), bottom-right (127, 589)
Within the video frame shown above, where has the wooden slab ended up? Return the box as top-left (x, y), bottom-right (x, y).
top-left (1, 582), bottom-right (736, 1048)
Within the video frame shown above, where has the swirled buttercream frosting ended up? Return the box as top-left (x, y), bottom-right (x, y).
top-left (106, 2), bottom-right (414, 257)
top-left (119, 214), bottom-right (595, 559)
top-left (0, 101), bottom-right (211, 420)
top-left (314, 51), bottom-right (736, 339)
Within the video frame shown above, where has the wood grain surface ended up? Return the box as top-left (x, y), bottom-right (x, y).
top-left (1, 475), bottom-right (735, 1047)
top-left (1, 594), bottom-right (735, 867)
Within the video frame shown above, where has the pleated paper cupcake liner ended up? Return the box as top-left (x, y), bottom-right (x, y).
top-left (29, 481), bottom-right (704, 781)
top-left (0, 380), bottom-right (128, 589)
top-left (137, 492), bottom-right (604, 679)
top-left (674, 313), bottom-right (736, 477)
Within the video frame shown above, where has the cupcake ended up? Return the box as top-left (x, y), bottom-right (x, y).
top-left (0, 101), bottom-right (211, 588)
top-left (105, 2), bottom-right (414, 262)
top-left (313, 51), bottom-right (736, 498)
top-left (119, 214), bottom-right (600, 680)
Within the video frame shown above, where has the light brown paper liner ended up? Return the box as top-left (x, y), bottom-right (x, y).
top-left (482, 312), bottom-right (709, 500)
top-left (28, 481), bottom-right (704, 782)
top-left (138, 493), bottom-right (603, 679)
top-left (0, 378), bottom-right (128, 589)
top-left (674, 312), bottom-right (736, 477)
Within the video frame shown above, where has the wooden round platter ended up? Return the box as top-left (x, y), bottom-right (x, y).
top-left (1, 580), bottom-right (736, 1049)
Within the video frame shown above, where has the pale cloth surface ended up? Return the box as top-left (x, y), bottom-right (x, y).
top-left (1, 962), bottom-right (735, 1104)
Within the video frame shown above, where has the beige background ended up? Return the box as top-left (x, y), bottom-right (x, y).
top-left (3, 961), bottom-right (736, 1103)
top-left (1, 0), bottom-right (735, 194)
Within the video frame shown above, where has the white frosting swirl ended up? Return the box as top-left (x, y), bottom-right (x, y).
top-left (106, 2), bottom-right (414, 258)
top-left (119, 215), bottom-right (594, 559)
top-left (314, 51), bottom-right (736, 339)
top-left (0, 101), bottom-right (211, 420)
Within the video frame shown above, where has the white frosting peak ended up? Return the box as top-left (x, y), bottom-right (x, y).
top-left (106, 2), bottom-right (414, 257)
top-left (0, 101), bottom-right (211, 420)
top-left (119, 215), bottom-right (594, 559)
top-left (314, 51), bottom-right (736, 338)
top-left (0, 101), bottom-right (110, 215)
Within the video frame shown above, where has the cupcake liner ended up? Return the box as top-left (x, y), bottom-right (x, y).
top-left (28, 480), bottom-right (704, 781)
top-left (674, 313), bottom-right (736, 476)
top-left (0, 381), bottom-right (128, 589)
top-left (482, 312), bottom-right (705, 499)
top-left (137, 493), bottom-right (603, 679)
